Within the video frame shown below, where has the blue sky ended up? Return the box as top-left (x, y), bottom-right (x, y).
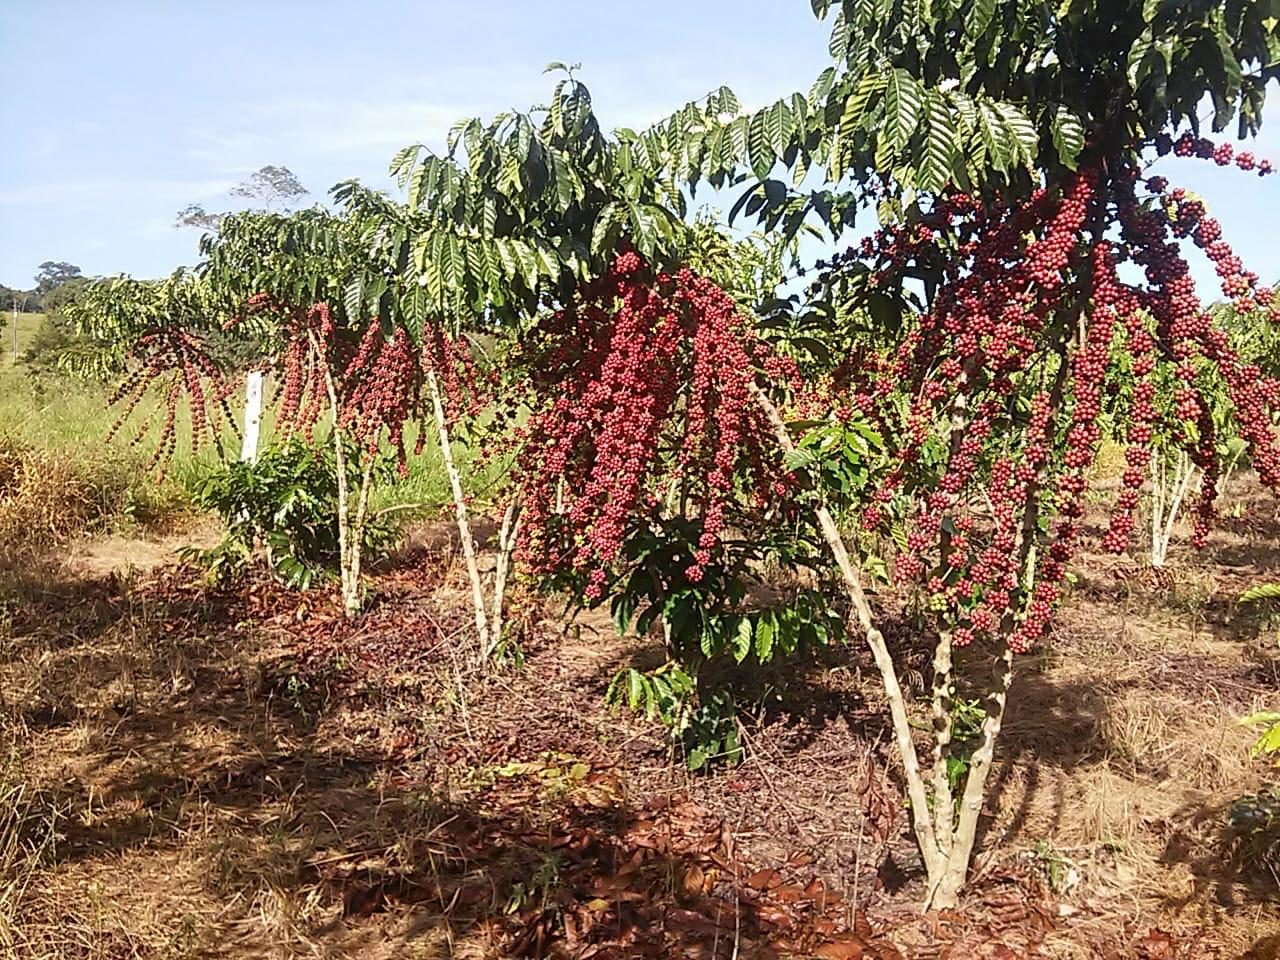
top-left (1, 1), bottom-right (1278, 297)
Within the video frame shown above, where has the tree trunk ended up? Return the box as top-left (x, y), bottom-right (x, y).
top-left (749, 383), bottom-right (945, 880)
top-left (425, 366), bottom-right (490, 657)
top-left (488, 498), bottom-right (521, 656)
top-left (925, 643), bottom-right (1014, 909)
top-left (928, 381), bottom-right (976, 859)
top-left (929, 631), bottom-right (957, 855)
top-left (310, 333), bottom-right (363, 618)
top-left (1150, 450), bottom-right (1195, 568)
top-left (346, 455), bottom-right (375, 609)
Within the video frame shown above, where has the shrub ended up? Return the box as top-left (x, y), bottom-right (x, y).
top-left (602, 517), bottom-right (843, 769)
top-left (186, 439), bottom-right (397, 589)
top-left (19, 314), bottom-right (77, 377)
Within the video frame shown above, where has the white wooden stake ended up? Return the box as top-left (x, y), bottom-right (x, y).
top-left (241, 371), bottom-right (263, 463)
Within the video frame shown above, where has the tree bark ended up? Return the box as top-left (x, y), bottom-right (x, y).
top-left (1151, 450), bottom-right (1195, 568)
top-left (488, 498), bottom-right (521, 657)
top-left (749, 382), bottom-right (945, 879)
top-left (425, 366), bottom-right (490, 657)
top-left (348, 455), bottom-right (375, 603)
top-left (926, 641), bottom-right (1014, 908)
top-left (929, 631), bottom-right (956, 856)
top-left (928, 380), bottom-right (976, 858)
top-left (310, 333), bottom-right (362, 618)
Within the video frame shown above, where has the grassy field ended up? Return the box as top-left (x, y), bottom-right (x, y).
top-left (0, 342), bottom-right (499, 545)
top-left (2, 311), bottom-right (44, 367)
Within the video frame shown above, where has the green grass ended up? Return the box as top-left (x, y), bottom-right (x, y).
top-left (0, 356), bottom-right (499, 536)
top-left (2, 312), bottom-right (45, 367)
top-left (0, 368), bottom-right (200, 529)
top-left (373, 423), bottom-right (511, 517)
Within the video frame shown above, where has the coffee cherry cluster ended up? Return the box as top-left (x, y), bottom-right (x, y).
top-left (270, 301), bottom-right (336, 440)
top-left (343, 325), bottom-right (421, 471)
top-left (812, 155), bottom-right (1280, 655)
top-left (106, 326), bottom-right (238, 475)
top-left (422, 326), bottom-right (493, 429)
top-left (115, 288), bottom-right (491, 480)
top-left (1102, 163), bottom-right (1280, 550)
top-left (512, 251), bottom-right (781, 599)
top-left (1161, 133), bottom-right (1275, 176)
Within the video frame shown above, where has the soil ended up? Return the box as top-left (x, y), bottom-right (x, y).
top-left (62, 515), bottom-right (222, 579)
top-left (2, 479), bottom-right (1279, 959)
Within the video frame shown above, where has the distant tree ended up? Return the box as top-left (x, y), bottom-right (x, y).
top-left (174, 203), bottom-right (224, 232)
top-left (175, 165), bottom-right (309, 232)
top-left (33, 261), bottom-right (82, 296)
top-left (228, 165), bottom-right (308, 209)
top-left (22, 315), bottom-right (74, 373)
top-left (42, 276), bottom-right (88, 317)
top-left (0, 285), bottom-right (35, 312)
top-left (23, 276), bottom-right (89, 374)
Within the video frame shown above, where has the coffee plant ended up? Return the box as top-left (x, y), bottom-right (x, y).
top-left (500, 247), bottom-right (862, 763)
top-left (69, 209), bottom-right (488, 617)
top-left (617, 0), bottom-right (1280, 909)
top-left (185, 439), bottom-right (397, 589)
top-left (602, 515), bottom-right (844, 769)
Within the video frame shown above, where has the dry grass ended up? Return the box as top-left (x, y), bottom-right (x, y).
top-left (0, 434), bottom-right (193, 590)
top-left (1, 473), bottom-right (1279, 957)
top-left (0, 436), bottom-right (120, 564)
top-left (0, 553), bottom-right (536, 959)
top-left (0, 750), bottom-right (58, 959)
top-left (986, 514), bottom-right (1280, 955)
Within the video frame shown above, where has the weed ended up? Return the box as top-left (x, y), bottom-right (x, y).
top-left (1226, 788), bottom-right (1280, 889)
top-left (945, 698), bottom-right (987, 794)
top-left (1030, 839), bottom-right (1079, 894)
top-left (506, 852), bottom-right (564, 915)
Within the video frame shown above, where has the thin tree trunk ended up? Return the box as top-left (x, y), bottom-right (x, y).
top-left (926, 468), bottom-right (1042, 908)
top-left (488, 498), bottom-right (521, 656)
top-left (749, 383), bottom-right (945, 879)
top-left (929, 632), bottom-right (956, 855)
top-left (926, 342), bottom-right (1071, 908)
top-left (1150, 448), bottom-right (1164, 566)
top-left (927, 641), bottom-right (1014, 907)
top-left (348, 455), bottom-right (375, 597)
top-left (929, 382), bottom-right (975, 858)
top-left (310, 333), bottom-right (361, 617)
top-left (1152, 451), bottom-right (1194, 567)
top-left (425, 366), bottom-right (490, 656)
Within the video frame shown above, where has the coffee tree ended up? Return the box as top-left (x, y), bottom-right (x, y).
top-left (385, 68), bottom-right (728, 652)
top-left (73, 73), bottom-right (694, 635)
top-left (66, 209), bottom-right (456, 616)
top-left (611, 0), bottom-right (1280, 908)
top-left (64, 271), bottom-right (242, 468)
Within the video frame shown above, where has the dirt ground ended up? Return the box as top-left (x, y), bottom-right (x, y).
top-left (2, 480), bottom-right (1279, 959)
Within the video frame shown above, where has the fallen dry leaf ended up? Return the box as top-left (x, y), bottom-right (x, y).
top-left (681, 864), bottom-right (707, 896)
top-left (746, 867), bottom-right (781, 890)
top-left (1135, 929), bottom-right (1178, 960)
top-left (813, 938), bottom-right (868, 959)
top-left (771, 883), bottom-right (808, 903)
